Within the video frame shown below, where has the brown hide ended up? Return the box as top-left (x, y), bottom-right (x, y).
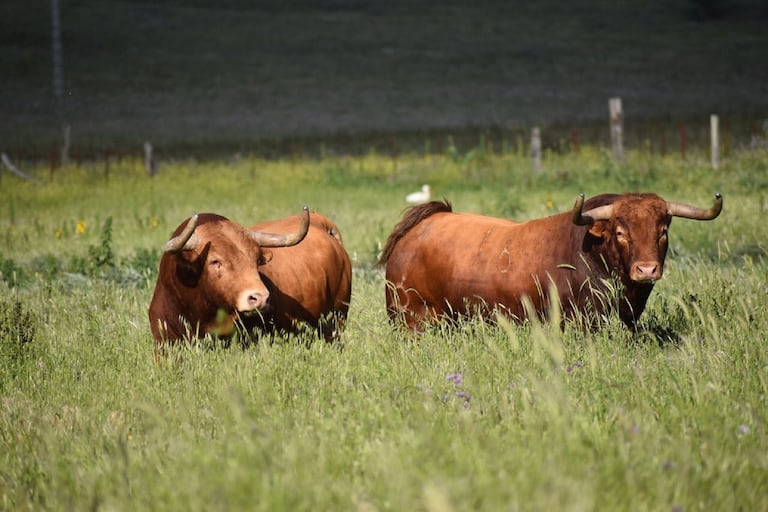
top-left (148, 214), bottom-right (271, 341)
top-left (148, 211), bottom-right (351, 343)
top-left (243, 212), bottom-right (352, 341)
top-left (380, 193), bottom-right (720, 330)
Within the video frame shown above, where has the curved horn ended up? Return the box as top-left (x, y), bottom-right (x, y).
top-left (247, 206), bottom-right (310, 248)
top-left (667, 193), bottom-right (723, 220)
top-left (163, 214), bottom-right (200, 254)
top-left (572, 193), bottom-right (614, 226)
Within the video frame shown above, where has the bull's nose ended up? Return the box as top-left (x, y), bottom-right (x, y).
top-left (632, 262), bottom-right (662, 283)
top-left (238, 289), bottom-right (269, 312)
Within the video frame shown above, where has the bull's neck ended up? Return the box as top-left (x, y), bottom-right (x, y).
top-left (568, 220), bottom-right (655, 328)
top-left (568, 221), bottom-right (611, 277)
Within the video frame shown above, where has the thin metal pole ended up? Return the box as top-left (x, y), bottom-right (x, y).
top-left (51, 0), bottom-right (64, 110)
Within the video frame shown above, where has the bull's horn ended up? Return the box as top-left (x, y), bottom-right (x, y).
top-left (163, 214), bottom-right (200, 254)
top-left (247, 206), bottom-right (310, 248)
top-left (667, 193), bottom-right (723, 220)
top-left (572, 193), bottom-right (613, 226)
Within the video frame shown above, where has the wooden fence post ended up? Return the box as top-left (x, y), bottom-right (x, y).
top-left (144, 142), bottom-right (157, 176)
top-left (531, 127), bottom-right (542, 172)
top-left (104, 150), bottom-right (111, 183)
top-left (609, 97), bottom-right (623, 160)
top-left (50, 145), bottom-right (58, 180)
top-left (390, 137), bottom-right (399, 175)
top-left (750, 122), bottom-right (760, 147)
top-left (570, 128), bottom-right (579, 153)
top-left (710, 114), bottom-right (720, 170)
top-left (679, 124), bottom-right (688, 161)
top-left (61, 124), bottom-right (71, 167)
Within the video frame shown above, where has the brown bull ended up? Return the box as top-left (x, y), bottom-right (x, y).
top-left (148, 207), bottom-right (352, 343)
top-left (379, 192), bottom-right (722, 330)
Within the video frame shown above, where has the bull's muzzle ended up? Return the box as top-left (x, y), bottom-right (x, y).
top-left (236, 289), bottom-right (270, 315)
top-left (630, 261), bottom-right (662, 284)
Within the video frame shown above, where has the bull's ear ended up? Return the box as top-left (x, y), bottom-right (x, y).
top-left (176, 256), bottom-right (203, 286)
top-left (174, 248), bottom-right (205, 286)
top-left (258, 249), bottom-right (273, 266)
top-left (587, 220), bottom-right (610, 239)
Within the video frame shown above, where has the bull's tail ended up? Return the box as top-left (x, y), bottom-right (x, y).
top-left (378, 200), bottom-right (452, 266)
top-left (311, 212), bottom-right (345, 245)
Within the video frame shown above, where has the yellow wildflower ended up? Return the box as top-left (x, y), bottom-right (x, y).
top-left (150, 216), bottom-right (159, 228)
top-left (76, 220), bottom-right (86, 234)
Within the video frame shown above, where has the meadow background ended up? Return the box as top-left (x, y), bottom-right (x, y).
top-left (2, 144), bottom-right (768, 510)
top-left (3, 0), bottom-right (768, 510)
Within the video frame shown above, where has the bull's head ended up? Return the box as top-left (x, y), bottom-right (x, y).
top-left (572, 193), bottom-right (722, 285)
top-left (161, 207), bottom-right (310, 334)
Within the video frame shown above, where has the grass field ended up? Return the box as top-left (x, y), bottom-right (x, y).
top-left (3, 0), bottom-right (768, 155)
top-left (1, 141), bottom-right (767, 510)
top-left (3, 1), bottom-right (768, 507)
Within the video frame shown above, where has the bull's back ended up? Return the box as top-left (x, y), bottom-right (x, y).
top-left (384, 212), bottom-right (520, 323)
top-left (384, 210), bottom-right (580, 326)
top-left (386, 210), bottom-right (521, 264)
top-left (249, 213), bottom-right (352, 334)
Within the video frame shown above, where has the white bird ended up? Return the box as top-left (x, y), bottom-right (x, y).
top-left (406, 184), bottom-right (431, 204)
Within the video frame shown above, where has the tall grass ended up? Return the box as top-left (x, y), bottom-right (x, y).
top-left (1, 144), bottom-right (767, 510)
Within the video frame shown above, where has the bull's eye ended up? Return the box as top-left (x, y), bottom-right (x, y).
top-left (615, 226), bottom-right (629, 244)
top-left (210, 258), bottom-right (223, 270)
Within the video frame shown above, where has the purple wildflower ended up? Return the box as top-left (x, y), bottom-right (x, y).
top-left (416, 383), bottom-right (432, 396)
top-left (456, 390), bottom-right (471, 409)
top-left (446, 372), bottom-right (463, 386)
top-left (566, 361), bottom-right (584, 373)
top-left (456, 390), bottom-right (471, 401)
top-left (739, 424), bottom-right (750, 436)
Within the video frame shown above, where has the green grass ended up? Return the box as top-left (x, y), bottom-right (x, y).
top-left (1, 143), bottom-right (767, 510)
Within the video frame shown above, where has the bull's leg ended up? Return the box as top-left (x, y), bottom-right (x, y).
top-left (384, 280), bottom-right (435, 331)
top-left (403, 305), bottom-right (430, 331)
top-left (320, 310), bottom-right (347, 342)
